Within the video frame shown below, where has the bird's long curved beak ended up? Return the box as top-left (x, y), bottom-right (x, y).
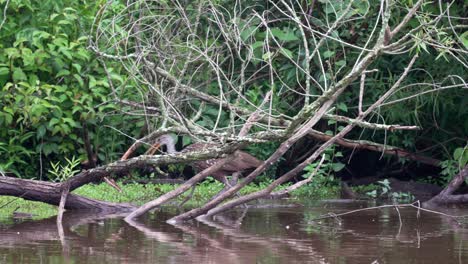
top-left (146, 143), bottom-right (161, 155)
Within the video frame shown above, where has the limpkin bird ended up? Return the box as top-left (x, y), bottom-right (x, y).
top-left (151, 134), bottom-right (262, 184)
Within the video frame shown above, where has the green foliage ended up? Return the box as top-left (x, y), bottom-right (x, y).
top-left (0, 196), bottom-right (58, 221)
top-left (437, 145), bottom-right (468, 185)
top-left (294, 148), bottom-right (346, 199)
top-left (0, 0), bottom-right (140, 178)
top-left (73, 182), bottom-right (174, 205)
top-left (74, 179), bottom-right (287, 206)
top-left (0, 131), bottom-right (35, 175)
top-left (303, 148), bottom-right (346, 180)
top-left (1, 0), bottom-right (465, 184)
top-left (292, 174), bottom-right (340, 199)
top-left (47, 156), bottom-right (81, 182)
top-left (351, 183), bottom-right (378, 195)
top-left (453, 146), bottom-right (468, 168)
top-left (365, 179), bottom-right (414, 202)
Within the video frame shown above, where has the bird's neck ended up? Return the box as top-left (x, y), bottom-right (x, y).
top-left (165, 141), bottom-right (177, 154)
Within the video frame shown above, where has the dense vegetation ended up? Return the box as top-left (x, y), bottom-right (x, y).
top-left (0, 0), bottom-right (142, 178)
top-left (0, 0), bottom-right (466, 194)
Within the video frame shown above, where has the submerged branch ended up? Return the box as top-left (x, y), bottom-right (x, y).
top-left (310, 202), bottom-right (468, 224)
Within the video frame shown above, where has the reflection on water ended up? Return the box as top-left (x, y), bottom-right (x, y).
top-left (0, 200), bottom-right (467, 263)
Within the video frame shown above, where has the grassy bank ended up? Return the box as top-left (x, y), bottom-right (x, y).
top-left (0, 177), bottom-right (342, 221)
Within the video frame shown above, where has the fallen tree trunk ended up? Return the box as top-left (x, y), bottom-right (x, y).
top-left (0, 177), bottom-right (135, 212)
top-left (423, 165), bottom-right (468, 208)
top-left (64, 141), bottom-right (243, 191)
top-left (0, 140), bottom-right (253, 214)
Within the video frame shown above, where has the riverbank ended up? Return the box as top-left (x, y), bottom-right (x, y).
top-left (0, 178), bottom-right (343, 220)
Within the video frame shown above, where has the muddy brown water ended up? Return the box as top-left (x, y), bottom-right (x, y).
top-left (0, 200), bottom-right (467, 263)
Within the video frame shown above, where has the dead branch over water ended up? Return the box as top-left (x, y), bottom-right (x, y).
top-left (1, 0), bottom-right (466, 223)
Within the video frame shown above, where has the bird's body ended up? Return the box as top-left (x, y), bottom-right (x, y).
top-left (154, 135), bottom-right (262, 183)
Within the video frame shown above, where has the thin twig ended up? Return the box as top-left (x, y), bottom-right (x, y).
top-left (310, 202), bottom-right (468, 224)
top-left (0, 0), bottom-right (11, 31)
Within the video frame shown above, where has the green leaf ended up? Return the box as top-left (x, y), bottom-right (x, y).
top-left (74, 49), bottom-right (90, 61)
top-left (262, 51), bottom-right (274, 61)
top-left (0, 67), bottom-right (9, 76)
top-left (50, 14), bottom-right (60, 21)
top-left (279, 48), bottom-right (293, 59)
top-left (58, 19), bottom-right (73, 26)
top-left (13, 37), bottom-right (28, 47)
top-left (460, 31), bottom-right (468, 49)
top-left (352, 0), bottom-right (370, 15)
top-left (73, 74), bottom-right (84, 87)
top-left (43, 143), bottom-right (58, 155)
top-left (59, 47), bottom-right (73, 60)
top-left (31, 104), bottom-right (47, 117)
top-left (4, 48), bottom-right (20, 58)
top-left (2, 112), bottom-right (13, 125)
top-left (52, 126), bottom-right (61, 135)
top-left (331, 162), bottom-right (345, 172)
top-left (453, 147), bottom-right (468, 167)
top-left (13, 68), bottom-right (27, 81)
top-left (109, 73), bottom-right (123, 83)
top-left (49, 117), bottom-right (60, 127)
top-left (37, 125), bottom-right (46, 138)
top-left (89, 76), bottom-right (96, 88)
top-left (56, 69), bottom-right (71, 78)
top-left (337, 102), bottom-right (348, 112)
top-left (323, 50), bottom-right (334, 58)
top-left (3, 106), bottom-right (14, 115)
top-left (62, 117), bottom-right (77, 127)
top-left (77, 36), bottom-right (88, 43)
top-left (335, 60), bottom-right (346, 67)
top-left (21, 48), bottom-right (34, 66)
top-left (53, 37), bottom-right (68, 47)
top-left (270, 28), bottom-right (298, 42)
top-left (182, 136), bottom-right (192, 146)
top-left (251, 41), bottom-right (264, 50)
top-left (366, 190), bottom-right (377, 198)
top-left (240, 26), bottom-right (258, 41)
top-left (72, 63), bottom-right (82, 73)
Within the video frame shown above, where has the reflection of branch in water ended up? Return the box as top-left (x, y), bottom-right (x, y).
top-left (192, 209), bottom-right (325, 258)
top-left (0, 211), bottom-right (156, 263)
top-left (0, 211), bottom-right (129, 246)
top-left (111, 207), bottom-right (327, 263)
top-left (124, 218), bottom-right (183, 243)
top-left (308, 202), bottom-right (468, 246)
top-left (211, 206), bottom-right (248, 229)
top-left (126, 217), bottom-right (241, 264)
top-left (311, 202), bottom-right (468, 225)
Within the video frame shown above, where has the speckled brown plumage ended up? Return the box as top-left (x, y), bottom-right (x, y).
top-left (155, 135), bottom-right (262, 183)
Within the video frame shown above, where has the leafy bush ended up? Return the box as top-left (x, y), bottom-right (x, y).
top-left (0, 0), bottom-right (140, 178)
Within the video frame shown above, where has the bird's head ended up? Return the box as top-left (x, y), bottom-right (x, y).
top-left (155, 134), bottom-right (174, 145)
top-left (152, 134), bottom-right (177, 154)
